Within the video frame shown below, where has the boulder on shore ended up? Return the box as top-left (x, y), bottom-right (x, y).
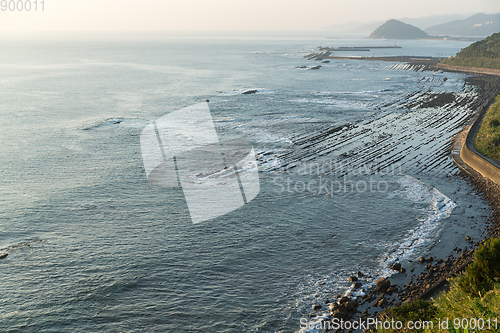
top-left (376, 278), bottom-right (391, 292)
top-left (389, 263), bottom-right (402, 271)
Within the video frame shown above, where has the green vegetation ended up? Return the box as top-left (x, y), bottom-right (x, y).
top-left (434, 282), bottom-right (500, 332)
top-left (441, 33), bottom-right (500, 70)
top-left (369, 20), bottom-right (429, 40)
top-left (377, 300), bottom-right (439, 332)
top-left (474, 95), bottom-right (500, 161)
top-left (455, 237), bottom-right (500, 296)
top-left (376, 238), bottom-right (500, 332)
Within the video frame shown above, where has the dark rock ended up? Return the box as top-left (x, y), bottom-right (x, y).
top-left (357, 271), bottom-right (364, 277)
top-left (354, 282), bottom-right (362, 289)
top-left (466, 236), bottom-right (471, 240)
top-left (376, 278), bottom-right (391, 291)
top-left (426, 257), bottom-right (433, 262)
top-left (242, 89), bottom-right (257, 95)
top-left (390, 263), bottom-right (402, 271)
top-left (377, 298), bottom-right (387, 307)
top-left (349, 276), bottom-right (358, 282)
top-left (437, 259), bottom-right (444, 264)
top-left (345, 300), bottom-right (358, 312)
top-left (329, 303), bottom-right (341, 311)
top-left (339, 296), bottom-right (350, 304)
top-left (0, 253), bottom-right (7, 259)
top-left (419, 256), bottom-right (426, 263)
top-left (388, 287), bottom-right (399, 293)
top-left (312, 304), bottom-right (322, 311)
top-left (331, 310), bottom-right (347, 319)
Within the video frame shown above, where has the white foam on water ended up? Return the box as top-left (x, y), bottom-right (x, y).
top-left (83, 118), bottom-right (149, 130)
top-left (296, 175), bottom-right (456, 332)
top-left (379, 174), bottom-right (456, 274)
top-left (218, 88), bottom-right (274, 96)
top-left (217, 118), bottom-right (295, 145)
top-left (289, 98), bottom-right (371, 109)
top-left (246, 128), bottom-right (293, 144)
top-left (313, 89), bottom-right (386, 96)
top-left (257, 153), bottom-right (287, 172)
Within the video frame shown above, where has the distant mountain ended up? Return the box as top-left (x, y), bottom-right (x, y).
top-left (369, 20), bottom-right (429, 39)
top-left (441, 32), bottom-right (500, 69)
top-left (320, 14), bottom-right (476, 34)
top-left (321, 21), bottom-right (382, 32)
top-left (399, 14), bottom-right (469, 30)
top-left (426, 13), bottom-right (500, 36)
top-left (352, 22), bottom-right (384, 33)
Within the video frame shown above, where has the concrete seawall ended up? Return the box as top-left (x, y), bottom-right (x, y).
top-left (437, 63), bottom-right (500, 77)
top-left (455, 93), bottom-right (500, 186)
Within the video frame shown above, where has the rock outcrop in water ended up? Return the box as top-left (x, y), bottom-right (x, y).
top-left (369, 19), bottom-right (429, 39)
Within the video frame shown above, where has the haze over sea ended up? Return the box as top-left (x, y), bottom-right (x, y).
top-left (0, 33), bottom-right (491, 332)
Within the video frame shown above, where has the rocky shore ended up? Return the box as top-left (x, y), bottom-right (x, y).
top-left (303, 70), bottom-right (500, 333)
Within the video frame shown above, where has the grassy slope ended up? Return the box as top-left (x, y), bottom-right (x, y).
top-left (441, 32), bottom-right (500, 70)
top-left (376, 238), bottom-right (500, 333)
top-left (474, 95), bottom-right (500, 161)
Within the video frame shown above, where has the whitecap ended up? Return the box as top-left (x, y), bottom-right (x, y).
top-left (379, 175), bottom-right (456, 272)
top-left (218, 88), bottom-right (274, 96)
top-left (295, 175), bottom-right (457, 332)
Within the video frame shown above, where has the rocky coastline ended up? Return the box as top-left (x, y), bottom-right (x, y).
top-left (303, 68), bottom-right (500, 333)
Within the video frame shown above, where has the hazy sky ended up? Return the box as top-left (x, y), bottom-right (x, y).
top-left (0, 0), bottom-right (499, 32)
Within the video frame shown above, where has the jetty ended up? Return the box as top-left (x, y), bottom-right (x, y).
top-left (305, 45), bottom-right (402, 60)
top-left (321, 45), bottom-right (402, 52)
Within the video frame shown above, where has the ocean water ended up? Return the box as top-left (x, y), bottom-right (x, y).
top-left (0, 33), bottom-right (490, 332)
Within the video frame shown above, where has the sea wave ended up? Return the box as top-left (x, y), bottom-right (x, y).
top-left (217, 88), bottom-right (274, 96)
top-left (379, 175), bottom-right (456, 269)
top-left (297, 175), bottom-right (456, 333)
